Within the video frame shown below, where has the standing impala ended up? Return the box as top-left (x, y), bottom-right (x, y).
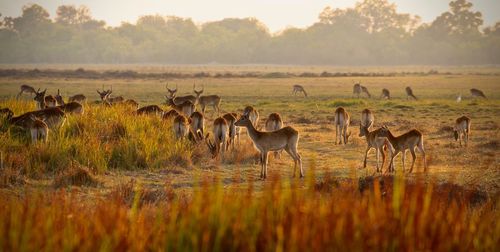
top-left (168, 84), bottom-right (197, 105)
top-left (454, 116), bottom-right (471, 147)
top-left (206, 117), bottom-right (229, 159)
top-left (292, 85), bottom-right (308, 97)
top-left (235, 114), bottom-right (303, 179)
top-left (194, 85), bottom-right (221, 114)
top-left (17, 84), bottom-right (37, 99)
top-left (377, 126), bottom-right (427, 173)
top-left (405, 86), bottom-right (418, 100)
top-left (190, 111), bottom-right (205, 136)
top-left (265, 113), bottom-right (284, 159)
top-left (353, 83), bottom-right (371, 98)
top-left (173, 114), bottom-right (190, 139)
top-left (359, 126), bottom-right (394, 172)
top-left (27, 115), bottom-right (49, 144)
top-left (10, 107), bottom-right (66, 129)
top-left (222, 113), bottom-right (238, 151)
top-left (334, 107), bottom-right (351, 145)
top-left (360, 109), bottom-right (374, 133)
top-left (380, 88), bottom-right (391, 99)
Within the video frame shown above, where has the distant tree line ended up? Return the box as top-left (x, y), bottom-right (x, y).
top-left (0, 0), bottom-right (498, 65)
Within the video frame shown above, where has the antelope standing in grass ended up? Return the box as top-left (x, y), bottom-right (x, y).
top-left (17, 85), bottom-right (37, 99)
top-left (165, 95), bottom-right (194, 116)
top-left (162, 109), bottom-right (179, 120)
top-left (360, 109), bottom-right (374, 132)
top-left (380, 88), bottom-right (391, 99)
top-left (167, 84), bottom-right (197, 105)
top-left (190, 111), bottom-right (205, 136)
top-left (57, 102), bottom-right (84, 115)
top-left (194, 85), bottom-right (221, 114)
top-left (10, 107), bottom-right (66, 129)
top-left (353, 83), bottom-right (371, 98)
top-left (68, 94), bottom-right (87, 104)
top-left (265, 113), bottom-right (284, 159)
top-left (454, 116), bottom-right (471, 147)
top-left (206, 117), bottom-right (228, 159)
top-left (173, 115), bottom-right (190, 139)
top-left (222, 113), bottom-right (237, 150)
top-left (334, 107), bottom-right (351, 145)
top-left (34, 89), bottom-right (57, 109)
top-left (27, 115), bottom-right (49, 144)
top-left (235, 114), bottom-right (303, 179)
top-left (359, 126), bottom-right (394, 172)
top-left (136, 105), bottom-right (163, 116)
top-left (292, 85), bottom-right (308, 97)
top-left (405, 86), bottom-right (418, 100)
top-left (377, 126), bottom-right (427, 173)
top-left (470, 88), bottom-right (486, 99)
top-left (243, 106), bottom-right (259, 128)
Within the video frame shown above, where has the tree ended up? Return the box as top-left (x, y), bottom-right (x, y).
top-left (355, 0), bottom-right (419, 33)
top-left (429, 0), bottom-right (483, 36)
top-left (56, 5), bottom-right (92, 26)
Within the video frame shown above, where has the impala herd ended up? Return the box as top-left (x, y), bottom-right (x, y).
top-left (0, 82), bottom-right (487, 179)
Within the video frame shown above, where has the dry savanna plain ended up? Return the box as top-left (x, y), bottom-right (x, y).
top-left (0, 65), bottom-right (498, 251)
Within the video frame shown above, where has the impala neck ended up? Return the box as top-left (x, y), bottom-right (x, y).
top-left (244, 122), bottom-right (260, 141)
top-left (385, 130), bottom-right (397, 144)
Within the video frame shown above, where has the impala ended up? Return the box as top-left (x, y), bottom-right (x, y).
top-left (243, 106), bottom-right (259, 128)
top-left (359, 126), bottom-right (394, 172)
top-left (27, 115), bottom-right (49, 144)
top-left (380, 88), bottom-right (391, 99)
top-left (168, 84), bottom-right (197, 105)
top-left (173, 114), bottom-right (190, 139)
top-left (353, 83), bottom-right (371, 98)
top-left (334, 107), bottom-right (351, 145)
top-left (68, 94), bottom-right (87, 104)
top-left (292, 85), bottom-right (308, 97)
top-left (377, 126), bottom-right (427, 173)
top-left (97, 87), bottom-right (124, 105)
top-left (165, 95), bottom-right (194, 116)
top-left (190, 111), bottom-right (205, 136)
top-left (265, 113), bottom-right (284, 159)
top-left (165, 83), bottom-right (178, 98)
top-left (454, 116), bottom-right (471, 147)
top-left (405, 86), bottom-right (418, 100)
top-left (136, 105), bottom-right (163, 116)
top-left (222, 113), bottom-right (237, 150)
top-left (470, 88), bottom-right (486, 99)
top-left (359, 109), bottom-right (374, 133)
top-left (206, 117), bottom-right (228, 159)
top-left (17, 84), bottom-right (37, 99)
top-left (235, 114), bottom-right (303, 179)
top-left (57, 102), bottom-right (84, 115)
top-left (194, 85), bottom-right (221, 114)
top-left (10, 107), bottom-right (66, 129)
top-left (124, 99), bottom-right (139, 109)
top-left (34, 89), bottom-right (57, 109)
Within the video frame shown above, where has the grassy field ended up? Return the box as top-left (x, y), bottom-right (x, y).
top-left (0, 66), bottom-right (499, 250)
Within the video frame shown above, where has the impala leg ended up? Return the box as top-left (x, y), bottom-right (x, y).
top-left (260, 153), bottom-right (264, 179)
top-left (417, 142), bottom-right (427, 171)
top-left (409, 148), bottom-right (417, 173)
top-left (401, 150), bottom-right (406, 172)
top-left (380, 147), bottom-right (386, 173)
top-left (363, 147), bottom-right (370, 169)
top-left (262, 151), bottom-right (269, 179)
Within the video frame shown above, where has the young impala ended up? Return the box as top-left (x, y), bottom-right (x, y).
top-left (194, 85), bottom-right (221, 114)
top-left (265, 113), bottom-right (284, 159)
top-left (359, 126), bottom-right (394, 172)
top-left (235, 114), bottom-right (303, 179)
top-left (243, 106), bottom-right (259, 128)
top-left (17, 84), bottom-right (37, 99)
top-left (377, 126), bottom-right (427, 173)
top-left (334, 107), bottom-right (351, 145)
top-left (454, 116), bottom-right (471, 147)
top-left (173, 114), bottom-right (190, 139)
top-left (405, 86), bottom-right (418, 100)
top-left (292, 85), bottom-right (308, 97)
top-left (359, 109), bottom-right (374, 133)
top-left (353, 83), bottom-right (371, 98)
top-left (206, 117), bottom-right (229, 159)
top-left (222, 113), bottom-right (237, 150)
top-left (380, 88), bottom-right (391, 99)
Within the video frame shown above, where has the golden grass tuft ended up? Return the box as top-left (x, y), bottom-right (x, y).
top-left (53, 163), bottom-right (101, 188)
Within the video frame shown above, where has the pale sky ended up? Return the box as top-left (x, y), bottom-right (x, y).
top-left (1, 0), bottom-right (499, 32)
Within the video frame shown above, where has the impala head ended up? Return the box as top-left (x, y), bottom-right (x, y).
top-left (193, 83), bottom-right (204, 97)
top-left (378, 125), bottom-right (391, 137)
top-left (165, 83), bottom-right (177, 97)
top-left (34, 88), bottom-right (46, 102)
top-left (96, 89), bottom-right (109, 101)
top-left (234, 115), bottom-right (252, 127)
top-left (359, 124), bottom-right (369, 137)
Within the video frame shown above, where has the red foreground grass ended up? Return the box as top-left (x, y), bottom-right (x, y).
top-left (0, 175), bottom-right (498, 251)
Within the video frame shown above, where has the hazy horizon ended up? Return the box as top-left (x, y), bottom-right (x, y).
top-left (1, 0), bottom-right (499, 32)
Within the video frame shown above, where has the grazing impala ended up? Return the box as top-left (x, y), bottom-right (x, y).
top-left (68, 94), bottom-right (87, 104)
top-left (353, 83), bottom-right (371, 98)
top-left (206, 117), bottom-right (229, 159)
top-left (34, 89), bottom-right (57, 109)
top-left (57, 102), bottom-right (84, 115)
top-left (173, 114), bottom-right (190, 139)
top-left (136, 105), bottom-right (163, 116)
top-left (359, 126), bottom-right (394, 172)
top-left (243, 106), bottom-right (259, 128)
top-left (405, 86), bottom-right (418, 100)
top-left (194, 85), bottom-right (221, 114)
top-left (334, 107), bottom-right (351, 145)
top-left (265, 113), bottom-right (284, 159)
top-left (165, 95), bottom-right (194, 116)
top-left (17, 84), bottom-right (37, 99)
top-left (454, 116), bottom-right (471, 147)
top-left (380, 88), bottom-right (391, 99)
top-left (190, 111), bottom-right (205, 136)
top-left (235, 114), bottom-right (303, 179)
top-left (222, 113), bottom-right (237, 150)
top-left (360, 109), bottom-right (374, 133)
top-left (10, 107), bottom-right (66, 129)
top-left (470, 88), bottom-right (486, 99)
top-left (292, 85), bottom-right (308, 97)
top-left (377, 126), bottom-right (427, 173)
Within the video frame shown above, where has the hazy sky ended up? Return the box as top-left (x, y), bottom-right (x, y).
top-left (1, 0), bottom-right (499, 32)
